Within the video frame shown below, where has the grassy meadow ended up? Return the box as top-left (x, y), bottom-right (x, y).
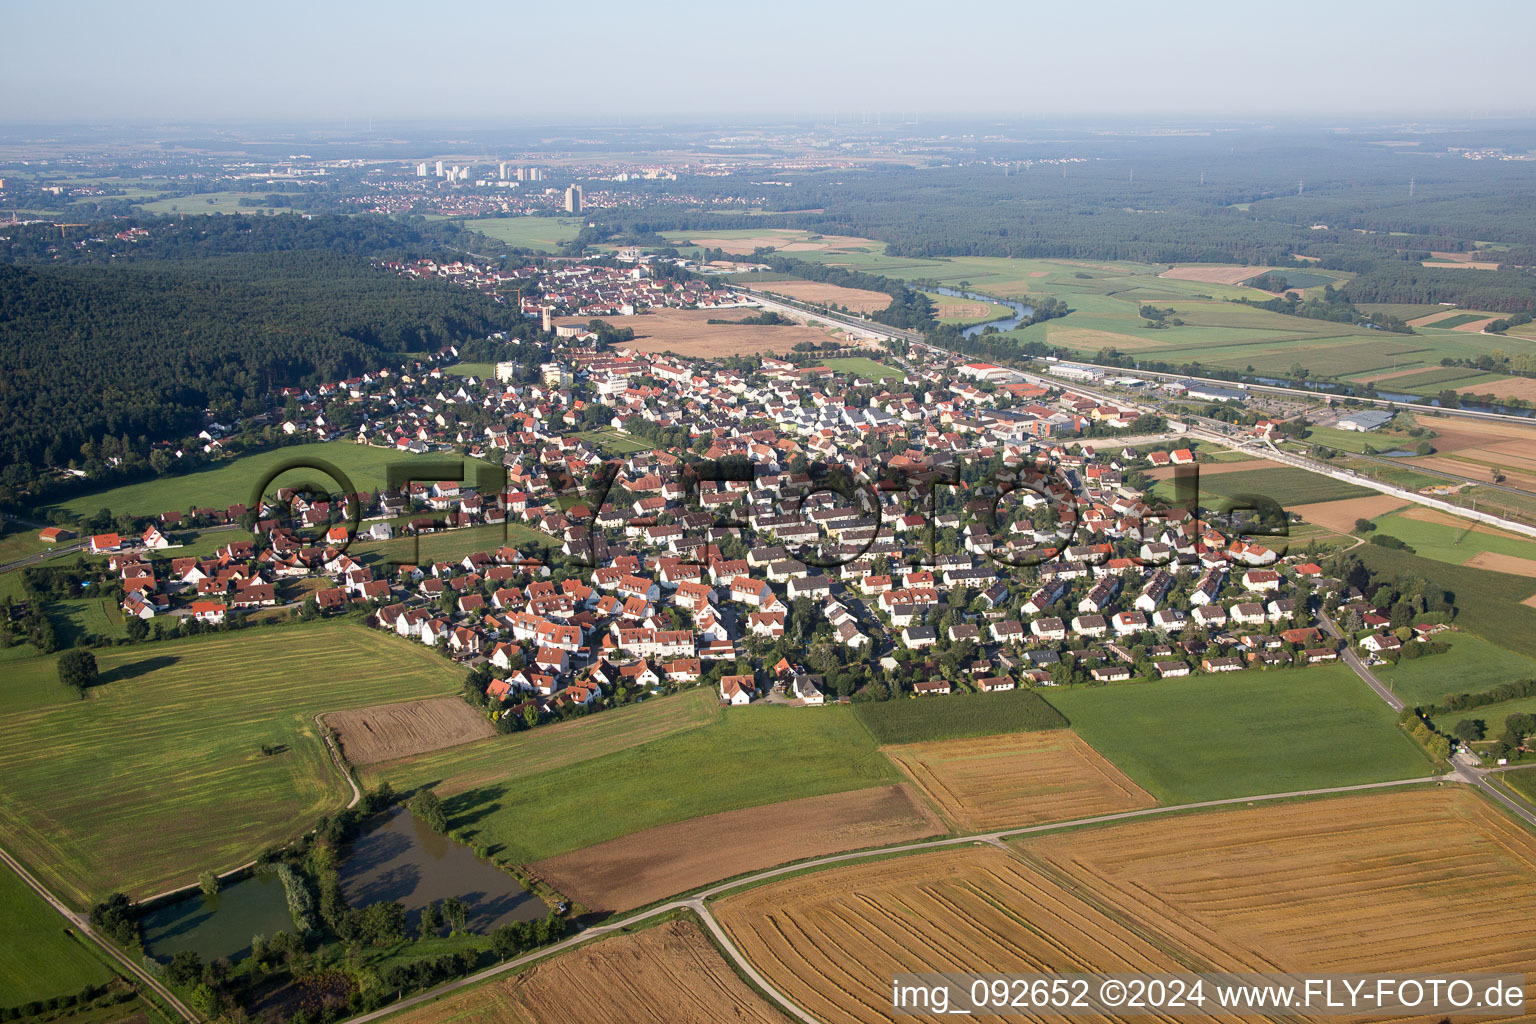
top-left (1374, 633), bottom-right (1536, 708)
top-left (0, 867), bottom-right (115, 1004)
top-left (822, 356), bottom-right (906, 381)
top-left (460, 216), bottom-right (583, 252)
top-left (1044, 665), bottom-right (1434, 803)
top-left (40, 441), bottom-right (500, 522)
top-left (366, 700), bottom-right (901, 864)
top-left (1353, 544), bottom-right (1536, 659)
top-left (1370, 510), bottom-right (1536, 567)
top-left (753, 252), bottom-right (1515, 381)
top-left (1151, 465), bottom-right (1375, 509)
top-left (0, 623), bottom-right (465, 906)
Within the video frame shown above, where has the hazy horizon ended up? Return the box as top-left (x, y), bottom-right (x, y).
top-left (6, 0), bottom-right (1536, 124)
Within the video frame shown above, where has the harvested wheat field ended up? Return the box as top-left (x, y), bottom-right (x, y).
top-left (932, 299), bottom-right (995, 319)
top-left (602, 308), bottom-right (834, 358)
top-left (885, 731), bottom-right (1154, 831)
top-left (1397, 505), bottom-right (1536, 548)
top-left (1158, 265), bottom-right (1281, 285)
top-left (382, 919), bottom-right (781, 1024)
top-left (1465, 376), bottom-right (1536, 402)
top-left (1465, 551), bottom-right (1536, 577)
top-left (1015, 788), bottom-right (1536, 996)
top-left (326, 697), bottom-right (494, 766)
top-left (685, 229), bottom-right (878, 255)
top-left (714, 846), bottom-right (1191, 1024)
top-left (759, 280), bottom-right (891, 312)
top-left (1045, 324), bottom-right (1167, 351)
top-left (529, 785), bottom-right (941, 914)
top-left (1289, 494), bottom-right (1410, 533)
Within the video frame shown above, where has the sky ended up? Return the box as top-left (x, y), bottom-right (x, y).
top-left (6, 0), bottom-right (1536, 124)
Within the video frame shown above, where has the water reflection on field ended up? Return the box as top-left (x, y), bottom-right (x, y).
top-left (339, 807), bottom-right (546, 932)
top-left (140, 873), bottom-right (292, 963)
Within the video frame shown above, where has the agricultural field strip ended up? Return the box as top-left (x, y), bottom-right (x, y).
top-left (0, 843), bottom-right (196, 1022)
top-left (337, 774), bottom-right (1445, 1024)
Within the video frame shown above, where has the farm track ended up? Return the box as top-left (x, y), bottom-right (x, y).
top-left (0, 842), bottom-right (196, 1022)
top-left (338, 774), bottom-right (1445, 1024)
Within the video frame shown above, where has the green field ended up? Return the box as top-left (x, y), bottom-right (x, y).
top-left (1370, 510), bottom-right (1536, 567)
top-left (1370, 366), bottom-right (1490, 392)
top-left (737, 253), bottom-right (1513, 381)
top-left (1296, 424), bottom-right (1413, 454)
top-left (572, 428), bottom-right (653, 454)
top-left (1374, 633), bottom-right (1536, 708)
top-left (444, 361), bottom-right (499, 378)
top-left (460, 216), bottom-right (583, 252)
top-left (1353, 545), bottom-right (1536, 659)
top-left (1425, 314), bottom-right (1493, 330)
top-left (1248, 270), bottom-right (1341, 289)
top-left (360, 689), bottom-right (720, 796)
top-left (855, 690), bottom-right (1067, 745)
top-left (0, 623), bottom-right (465, 905)
top-left (0, 867), bottom-right (115, 1004)
top-left (822, 356), bottom-right (906, 382)
top-left (1044, 665), bottom-right (1434, 803)
top-left (1152, 465), bottom-right (1375, 510)
top-left (41, 441), bottom-right (498, 522)
top-left (1438, 696), bottom-right (1536, 738)
top-left (367, 701), bottom-right (901, 864)
top-left (134, 191), bottom-right (295, 216)
top-left (0, 526), bottom-right (56, 566)
top-left (1357, 303), bottom-right (1450, 321)
top-left (351, 520), bottom-right (554, 568)
top-left (1501, 766), bottom-right (1536, 804)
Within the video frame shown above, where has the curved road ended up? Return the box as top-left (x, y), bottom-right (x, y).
top-left (0, 843), bottom-right (197, 1022)
top-left (341, 774), bottom-right (1443, 1024)
top-left (1320, 611), bottom-right (1536, 832)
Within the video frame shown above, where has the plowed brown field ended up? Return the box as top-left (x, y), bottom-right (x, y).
top-left (381, 919), bottom-right (781, 1024)
top-left (530, 785), bottom-right (942, 914)
top-left (885, 731), bottom-right (1154, 831)
top-left (1289, 494), bottom-right (1410, 533)
top-left (326, 697), bottom-right (494, 766)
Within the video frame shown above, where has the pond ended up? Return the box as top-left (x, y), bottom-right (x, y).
top-left (338, 807), bottom-right (546, 933)
top-left (140, 873), bottom-right (293, 963)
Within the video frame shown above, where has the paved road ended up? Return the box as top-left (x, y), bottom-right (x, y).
top-left (0, 540), bottom-right (85, 573)
top-left (338, 774), bottom-right (1443, 1024)
top-left (1316, 609), bottom-right (1404, 712)
top-left (1323, 614), bottom-right (1536, 831)
top-left (0, 843), bottom-right (197, 1022)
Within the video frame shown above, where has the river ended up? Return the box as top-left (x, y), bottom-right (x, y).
top-left (931, 286), bottom-right (1034, 338)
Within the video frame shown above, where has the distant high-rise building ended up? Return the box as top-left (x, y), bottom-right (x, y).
top-left (528, 167), bottom-right (542, 182)
top-left (434, 160), bottom-right (444, 177)
top-left (565, 185), bottom-right (584, 213)
top-left (415, 162), bottom-right (428, 177)
top-left (498, 162), bottom-right (508, 180)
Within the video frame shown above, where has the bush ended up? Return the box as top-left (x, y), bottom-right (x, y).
top-left (409, 789), bottom-right (448, 834)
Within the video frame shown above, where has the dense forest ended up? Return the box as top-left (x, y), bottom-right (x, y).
top-left (0, 212), bottom-right (506, 265)
top-left (1341, 264), bottom-right (1536, 313)
top-left (0, 250), bottom-right (533, 497)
